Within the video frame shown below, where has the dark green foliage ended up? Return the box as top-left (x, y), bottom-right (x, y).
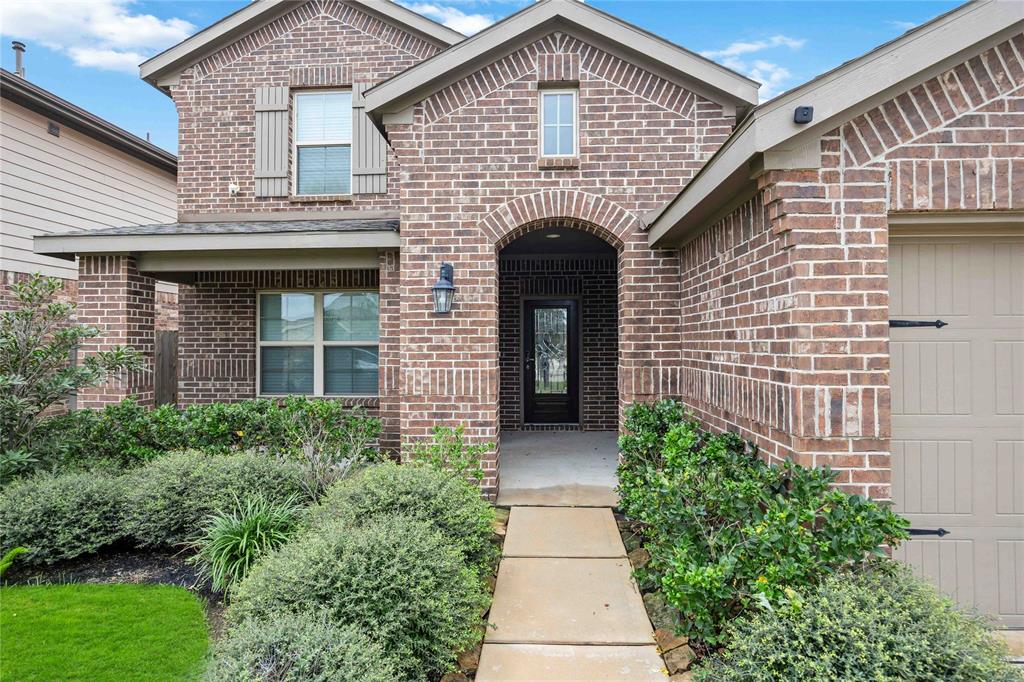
top-left (0, 471), bottom-right (127, 564)
top-left (617, 400), bottom-right (909, 645)
top-left (695, 562), bottom-right (1023, 682)
top-left (122, 451), bottom-right (306, 549)
top-left (204, 612), bottom-right (396, 682)
top-left (229, 515), bottom-right (489, 682)
top-left (190, 495), bottom-right (302, 593)
top-left (20, 397), bottom-right (380, 479)
top-left (308, 461), bottom-right (497, 572)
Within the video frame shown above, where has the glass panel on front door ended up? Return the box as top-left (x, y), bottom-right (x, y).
top-left (533, 307), bottom-right (568, 394)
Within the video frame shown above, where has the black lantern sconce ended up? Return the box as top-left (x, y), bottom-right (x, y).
top-left (432, 262), bottom-right (455, 314)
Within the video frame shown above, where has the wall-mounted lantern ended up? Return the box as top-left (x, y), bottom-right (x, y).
top-left (432, 262), bottom-right (455, 314)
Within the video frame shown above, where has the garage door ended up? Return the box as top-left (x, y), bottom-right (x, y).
top-left (890, 234), bottom-right (1024, 626)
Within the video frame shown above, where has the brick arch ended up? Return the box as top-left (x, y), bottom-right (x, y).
top-left (480, 190), bottom-right (640, 251)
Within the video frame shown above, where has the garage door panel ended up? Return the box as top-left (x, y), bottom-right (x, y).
top-left (891, 234), bottom-right (1024, 627)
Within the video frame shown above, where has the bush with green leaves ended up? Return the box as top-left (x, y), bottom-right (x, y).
top-left (190, 494), bottom-right (302, 593)
top-left (17, 397), bottom-right (381, 482)
top-left (229, 515), bottom-right (488, 682)
top-left (205, 611), bottom-right (396, 682)
top-left (695, 561), bottom-right (1023, 682)
top-left (617, 400), bottom-right (909, 645)
top-left (121, 450), bottom-right (307, 549)
top-left (308, 461), bottom-right (497, 573)
top-left (0, 470), bottom-right (126, 564)
top-left (402, 424), bottom-right (491, 483)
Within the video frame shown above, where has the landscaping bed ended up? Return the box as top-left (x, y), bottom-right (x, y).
top-left (0, 583), bottom-right (208, 681)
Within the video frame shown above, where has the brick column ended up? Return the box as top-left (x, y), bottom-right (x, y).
top-left (377, 249), bottom-right (401, 453)
top-left (76, 255), bottom-right (156, 409)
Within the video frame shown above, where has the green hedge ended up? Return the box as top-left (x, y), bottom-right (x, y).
top-left (617, 400), bottom-right (909, 645)
top-left (0, 471), bottom-right (127, 564)
top-left (205, 611), bottom-right (395, 682)
top-left (122, 451), bottom-right (307, 550)
top-left (229, 515), bottom-right (488, 682)
top-left (307, 462), bottom-right (497, 573)
top-left (25, 397), bottom-right (379, 474)
top-left (694, 562), bottom-right (1022, 682)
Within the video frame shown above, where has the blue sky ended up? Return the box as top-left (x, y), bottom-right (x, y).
top-left (1, 0), bottom-right (961, 154)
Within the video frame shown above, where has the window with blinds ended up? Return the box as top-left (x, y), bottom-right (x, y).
top-left (294, 91), bottom-right (352, 195)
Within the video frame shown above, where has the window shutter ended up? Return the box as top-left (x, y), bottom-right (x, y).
top-left (351, 82), bottom-right (387, 195)
top-left (254, 86), bottom-right (290, 197)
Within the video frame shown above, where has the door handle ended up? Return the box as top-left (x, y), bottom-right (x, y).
top-left (889, 319), bottom-right (948, 328)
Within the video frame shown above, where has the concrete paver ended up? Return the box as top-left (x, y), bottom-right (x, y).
top-left (502, 507), bottom-right (625, 558)
top-left (477, 644), bottom-right (666, 681)
top-left (485, 557), bottom-right (653, 645)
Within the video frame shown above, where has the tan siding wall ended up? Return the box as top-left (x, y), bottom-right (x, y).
top-left (0, 98), bottom-right (177, 279)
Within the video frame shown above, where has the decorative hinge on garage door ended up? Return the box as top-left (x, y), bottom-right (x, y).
top-left (889, 319), bottom-right (948, 328)
top-left (908, 528), bottom-right (950, 537)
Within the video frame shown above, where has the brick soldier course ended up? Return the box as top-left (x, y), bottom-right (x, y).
top-left (35, 0), bottom-right (1024, 502)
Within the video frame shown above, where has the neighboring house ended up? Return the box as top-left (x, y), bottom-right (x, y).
top-left (0, 65), bottom-right (179, 333)
top-left (32, 0), bottom-right (1023, 622)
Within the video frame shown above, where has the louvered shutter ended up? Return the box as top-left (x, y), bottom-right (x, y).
top-left (351, 82), bottom-right (387, 194)
top-left (254, 87), bottom-right (290, 197)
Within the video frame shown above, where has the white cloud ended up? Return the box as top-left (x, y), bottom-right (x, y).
top-left (402, 2), bottom-right (496, 35)
top-left (701, 34), bottom-right (805, 101)
top-left (1, 0), bottom-right (194, 74)
top-left (887, 20), bottom-right (918, 32)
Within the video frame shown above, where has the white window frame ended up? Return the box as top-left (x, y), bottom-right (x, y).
top-left (292, 90), bottom-right (353, 196)
top-left (256, 290), bottom-right (379, 397)
top-left (539, 89), bottom-right (578, 158)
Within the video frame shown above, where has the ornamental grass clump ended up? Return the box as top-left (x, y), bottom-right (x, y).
top-left (307, 461), bottom-right (497, 573)
top-left (204, 611), bottom-right (396, 682)
top-left (694, 561), bottom-right (1023, 682)
top-left (228, 515), bottom-right (488, 682)
top-left (616, 400), bottom-right (909, 646)
top-left (190, 494), bottom-right (302, 593)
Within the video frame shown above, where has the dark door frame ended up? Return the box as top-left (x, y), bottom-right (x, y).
top-left (522, 297), bottom-right (581, 425)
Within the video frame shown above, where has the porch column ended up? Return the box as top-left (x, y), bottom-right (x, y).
top-left (76, 255), bottom-right (156, 409)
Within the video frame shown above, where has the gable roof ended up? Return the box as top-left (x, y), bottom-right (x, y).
top-left (1, 69), bottom-right (176, 174)
top-left (647, 0), bottom-right (1024, 247)
top-left (140, 0), bottom-right (465, 93)
top-left (363, 0), bottom-right (760, 119)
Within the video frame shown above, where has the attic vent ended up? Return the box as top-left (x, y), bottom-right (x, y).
top-left (47, 121), bottom-right (60, 137)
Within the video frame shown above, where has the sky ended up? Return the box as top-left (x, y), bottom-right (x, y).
top-left (0, 0), bottom-right (963, 154)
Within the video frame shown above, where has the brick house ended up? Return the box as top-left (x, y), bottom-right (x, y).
top-left (33, 0), bottom-right (1023, 621)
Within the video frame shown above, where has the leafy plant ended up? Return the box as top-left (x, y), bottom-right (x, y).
top-left (204, 611), bottom-right (396, 682)
top-left (695, 561), bottom-right (1023, 682)
top-left (121, 450), bottom-right (306, 549)
top-left (0, 470), bottom-right (127, 564)
top-left (0, 274), bottom-right (143, 454)
top-left (402, 424), bottom-right (491, 483)
top-left (617, 402), bottom-right (909, 645)
top-left (229, 515), bottom-right (489, 682)
top-left (0, 449), bottom-right (38, 484)
top-left (308, 461), bottom-right (497, 573)
top-left (0, 546), bottom-right (28, 576)
top-left (190, 494), bottom-right (302, 593)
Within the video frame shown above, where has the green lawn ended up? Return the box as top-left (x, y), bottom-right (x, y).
top-left (1, 584), bottom-right (208, 681)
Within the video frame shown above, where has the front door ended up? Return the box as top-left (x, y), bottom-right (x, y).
top-left (524, 299), bottom-right (579, 424)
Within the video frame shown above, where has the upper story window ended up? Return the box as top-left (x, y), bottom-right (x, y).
top-left (540, 90), bottom-right (577, 157)
top-left (257, 291), bottom-right (379, 396)
top-left (294, 91), bottom-right (352, 195)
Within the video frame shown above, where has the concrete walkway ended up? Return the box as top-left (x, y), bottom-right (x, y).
top-left (478, 505), bottom-right (664, 681)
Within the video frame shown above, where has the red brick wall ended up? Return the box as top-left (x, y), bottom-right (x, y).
top-left (386, 31), bottom-right (737, 494)
top-left (171, 0), bottom-right (440, 216)
top-left (498, 254), bottom-right (618, 431)
top-left (677, 34), bottom-right (1024, 499)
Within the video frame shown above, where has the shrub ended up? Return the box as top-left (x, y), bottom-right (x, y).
top-left (190, 494), bottom-right (302, 593)
top-left (402, 424), bottom-right (491, 483)
top-left (308, 461), bottom-right (497, 572)
top-left (695, 562), bottom-right (1023, 682)
top-left (617, 403), bottom-right (909, 645)
top-left (0, 471), bottom-right (126, 564)
top-left (205, 611), bottom-right (396, 682)
top-left (122, 451), bottom-right (306, 549)
top-left (229, 515), bottom-right (488, 682)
